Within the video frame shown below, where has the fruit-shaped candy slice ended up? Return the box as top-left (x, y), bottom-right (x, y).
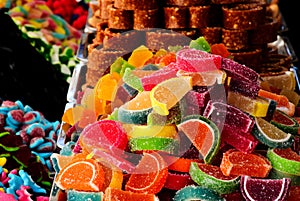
top-left (100, 161), bottom-right (124, 190)
top-left (79, 119), bottom-right (128, 152)
top-left (104, 187), bottom-right (157, 201)
top-left (128, 45), bottom-right (153, 68)
top-left (128, 137), bottom-right (179, 154)
top-left (150, 76), bottom-right (192, 115)
top-left (141, 64), bottom-right (178, 91)
top-left (258, 89), bottom-right (290, 107)
top-left (164, 155), bottom-right (203, 173)
top-left (54, 158), bottom-right (105, 191)
top-left (67, 190), bottom-right (103, 201)
top-left (267, 148), bottom-right (300, 176)
top-left (118, 91), bottom-right (153, 124)
top-left (252, 117), bottom-right (294, 149)
top-left (221, 57), bottom-right (259, 82)
top-left (122, 68), bottom-right (154, 92)
top-left (95, 72), bottom-right (121, 101)
top-left (227, 91), bottom-right (271, 117)
top-left (164, 171), bottom-right (194, 190)
top-left (176, 47), bottom-right (222, 72)
top-left (125, 124), bottom-right (177, 139)
top-left (189, 162), bottom-right (240, 194)
top-left (203, 100), bottom-right (255, 133)
top-left (271, 109), bottom-right (300, 135)
top-left (220, 149), bottom-right (272, 178)
top-left (221, 125), bottom-right (258, 153)
top-left (228, 77), bottom-right (260, 98)
top-left (173, 185), bottom-right (225, 201)
top-left (125, 152), bottom-right (168, 194)
top-left (176, 69), bottom-right (226, 86)
top-left (240, 175), bottom-right (291, 201)
top-left (177, 115), bottom-right (221, 164)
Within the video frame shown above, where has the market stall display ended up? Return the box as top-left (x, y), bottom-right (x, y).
top-left (1, 0), bottom-right (300, 200)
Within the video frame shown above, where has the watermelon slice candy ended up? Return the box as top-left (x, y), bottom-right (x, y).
top-left (270, 109), bottom-right (300, 135)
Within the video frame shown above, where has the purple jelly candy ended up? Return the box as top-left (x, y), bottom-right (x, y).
top-left (221, 125), bottom-right (258, 153)
top-left (203, 100), bottom-right (255, 133)
top-left (229, 78), bottom-right (260, 98)
top-left (240, 175), bottom-right (291, 201)
top-left (221, 57), bottom-right (259, 82)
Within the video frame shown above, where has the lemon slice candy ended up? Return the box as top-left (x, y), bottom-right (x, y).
top-left (252, 117), bottom-right (294, 149)
top-left (150, 76), bottom-right (192, 115)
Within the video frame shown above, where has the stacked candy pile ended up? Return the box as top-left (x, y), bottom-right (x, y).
top-left (51, 37), bottom-right (300, 200)
top-left (0, 99), bottom-right (61, 200)
top-left (84, 0), bottom-right (292, 92)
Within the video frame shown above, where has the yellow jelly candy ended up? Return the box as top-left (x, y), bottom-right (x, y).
top-left (128, 45), bottom-right (153, 68)
top-left (150, 76), bottom-right (193, 115)
top-left (227, 91), bottom-right (269, 117)
top-left (95, 72), bottom-right (121, 101)
top-left (0, 157), bottom-right (6, 167)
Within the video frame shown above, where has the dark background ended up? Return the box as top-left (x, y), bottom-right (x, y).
top-left (0, 11), bottom-right (69, 121)
top-left (278, 0), bottom-right (300, 67)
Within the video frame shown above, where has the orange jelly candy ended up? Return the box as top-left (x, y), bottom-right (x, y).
top-left (55, 158), bottom-right (105, 192)
top-left (220, 149), bottom-right (272, 178)
top-left (125, 152), bottom-right (168, 194)
top-left (104, 187), bottom-right (156, 201)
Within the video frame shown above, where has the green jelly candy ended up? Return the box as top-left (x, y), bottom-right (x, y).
top-left (67, 190), bottom-right (103, 201)
top-left (129, 137), bottom-right (179, 154)
top-left (173, 185), bottom-right (225, 201)
top-left (123, 68), bottom-right (144, 92)
top-left (189, 162), bottom-right (240, 195)
top-left (267, 148), bottom-right (300, 176)
top-left (189, 36), bottom-right (211, 52)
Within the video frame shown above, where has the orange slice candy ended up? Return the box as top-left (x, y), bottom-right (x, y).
top-left (220, 149), bottom-right (272, 178)
top-left (104, 187), bottom-right (157, 201)
top-left (125, 152), bottom-right (168, 194)
top-left (55, 158), bottom-right (105, 192)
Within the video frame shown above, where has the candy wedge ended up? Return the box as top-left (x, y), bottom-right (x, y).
top-left (271, 109), bottom-right (300, 135)
top-left (267, 148), bottom-right (300, 176)
top-left (141, 64), bottom-right (178, 91)
top-left (177, 115), bottom-right (220, 164)
top-left (203, 100), bottom-right (255, 133)
top-left (176, 47), bottom-right (222, 72)
top-left (189, 162), bottom-right (240, 194)
top-left (125, 124), bottom-right (178, 139)
top-left (228, 78), bottom-right (260, 98)
top-left (227, 91), bottom-right (270, 117)
top-left (252, 117), bottom-right (294, 148)
top-left (220, 149), bottom-right (272, 178)
top-left (118, 91), bottom-right (153, 124)
top-left (240, 175), bottom-right (291, 201)
top-left (221, 57), bottom-right (259, 82)
top-left (173, 185), bottom-right (225, 201)
top-left (221, 125), bottom-right (258, 153)
top-left (150, 76), bottom-right (192, 115)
